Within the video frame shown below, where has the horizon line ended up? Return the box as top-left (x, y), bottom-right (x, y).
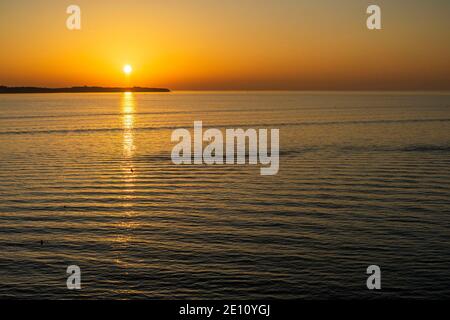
top-left (1, 85), bottom-right (450, 92)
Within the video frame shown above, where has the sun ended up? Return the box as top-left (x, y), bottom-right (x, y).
top-left (123, 64), bottom-right (132, 75)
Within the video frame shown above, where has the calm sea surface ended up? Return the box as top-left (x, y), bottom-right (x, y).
top-left (0, 92), bottom-right (449, 299)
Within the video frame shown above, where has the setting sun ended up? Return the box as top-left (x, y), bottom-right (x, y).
top-left (123, 64), bottom-right (132, 75)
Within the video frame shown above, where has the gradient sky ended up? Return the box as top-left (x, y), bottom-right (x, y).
top-left (1, 0), bottom-right (449, 90)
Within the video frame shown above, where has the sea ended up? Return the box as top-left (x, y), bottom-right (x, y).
top-left (0, 91), bottom-right (449, 299)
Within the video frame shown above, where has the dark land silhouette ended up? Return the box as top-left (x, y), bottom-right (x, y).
top-left (0, 86), bottom-right (170, 94)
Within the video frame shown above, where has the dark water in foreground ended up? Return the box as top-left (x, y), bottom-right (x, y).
top-left (0, 92), bottom-right (449, 299)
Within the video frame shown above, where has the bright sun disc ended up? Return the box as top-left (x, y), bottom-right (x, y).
top-left (123, 65), bottom-right (132, 74)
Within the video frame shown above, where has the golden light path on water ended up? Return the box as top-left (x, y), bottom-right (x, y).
top-left (122, 92), bottom-right (135, 158)
top-left (116, 92), bottom-right (138, 250)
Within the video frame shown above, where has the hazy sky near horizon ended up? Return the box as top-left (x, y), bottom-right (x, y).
top-left (1, 0), bottom-right (449, 90)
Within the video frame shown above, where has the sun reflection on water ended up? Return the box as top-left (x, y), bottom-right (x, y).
top-left (122, 92), bottom-right (135, 158)
top-left (115, 93), bottom-right (139, 252)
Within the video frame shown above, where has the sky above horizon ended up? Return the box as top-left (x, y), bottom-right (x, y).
top-left (0, 0), bottom-right (449, 90)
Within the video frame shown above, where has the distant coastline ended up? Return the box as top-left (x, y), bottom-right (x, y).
top-left (0, 86), bottom-right (170, 94)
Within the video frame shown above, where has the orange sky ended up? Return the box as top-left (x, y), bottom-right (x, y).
top-left (0, 0), bottom-right (449, 90)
